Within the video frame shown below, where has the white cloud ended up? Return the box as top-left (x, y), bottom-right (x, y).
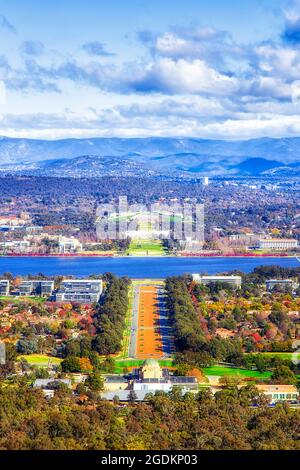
top-left (155, 33), bottom-right (188, 56)
top-left (0, 80), bottom-right (6, 105)
top-left (255, 44), bottom-right (300, 79)
top-left (133, 58), bottom-right (238, 95)
top-left (3, 11), bottom-right (300, 140)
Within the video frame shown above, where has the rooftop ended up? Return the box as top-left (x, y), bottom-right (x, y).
top-left (256, 385), bottom-right (298, 393)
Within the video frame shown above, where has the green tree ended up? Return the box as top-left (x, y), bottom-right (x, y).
top-left (61, 356), bottom-right (81, 372)
top-left (85, 371), bottom-right (104, 391)
top-left (271, 365), bottom-right (297, 385)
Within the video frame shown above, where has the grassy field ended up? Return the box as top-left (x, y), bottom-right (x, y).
top-left (18, 354), bottom-right (62, 367)
top-left (247, 352), bottom-right (300, 361)
top-left (114, 358), bottom-right (174, 373)
top-left (83, 251), bottom-right (115, 255)
top-left (203, 365), bottom-right (272, 379)
top-left (0, 296), bottom-right (46, 304)
top-left (16, 353), bottom-right (297, 380)
top-left (114, 360), bottom-right (272, 378)
top-left (127, 239), bottom-right (166, 255)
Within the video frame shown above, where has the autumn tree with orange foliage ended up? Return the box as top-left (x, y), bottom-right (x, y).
top-left (186, 368), bottom-right (206, 383)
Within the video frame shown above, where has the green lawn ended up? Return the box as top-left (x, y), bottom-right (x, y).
top-left (128, 239), bottom-right (166, 255)
top-left (247, 352), bottom-right (300, 361)
top-left (0, 296), bottom-right (46, 304)
top-left (115, 360), bottom-right (271, 378)
top-left (203, 365), bottom-right (272, 379)
top-left (114, 358), bottom-right (174, 373)
top-left (18, 354), bottom-right (62, 367)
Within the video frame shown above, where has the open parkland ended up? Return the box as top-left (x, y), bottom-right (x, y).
top-left (15, 277), bottom-right (300, 383)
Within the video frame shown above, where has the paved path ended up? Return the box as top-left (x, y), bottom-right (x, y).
top-left (128, 280), bottom-right (174, 359)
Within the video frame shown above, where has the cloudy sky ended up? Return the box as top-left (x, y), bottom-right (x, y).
top-left (1, 0), bottom-right (300, 140)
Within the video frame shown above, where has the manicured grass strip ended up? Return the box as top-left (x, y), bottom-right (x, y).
top-left (0, 296), bottom-right (46, 304)
top-left (114, 358), bottom-right (174, 373)
top-left (247, 352), bottom-right (300, 361)
top-left (18, 354), bottom-right (62, 367)
top-left (128, 239), bottom-right (166, 255)
top-left (203, 365), bottom-right (272, 379)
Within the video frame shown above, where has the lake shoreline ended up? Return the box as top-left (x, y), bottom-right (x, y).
top-left (0, 253), bottom-right (297, 259)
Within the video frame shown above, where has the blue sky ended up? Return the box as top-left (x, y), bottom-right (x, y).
top-left (0, 0), bottom-right (300, 139)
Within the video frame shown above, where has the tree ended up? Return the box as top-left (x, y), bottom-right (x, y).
top-left (271, 365), bottom-right (297, 385)
top-left (78, 357), bottom-right (93, 372)
top-left (127, 390), bottom-right (138, 404)
top-left (17, 339), bottom-right (39, 355)
top-left (85, 371), bottom-right (104, 391)
top-left (61, 356), bottom-right (81, 372)
top-left (186, 368), bottom-right (206, 383)
top-left (219, 375), bottom-right (243, 387)
top-left (100, 357), bottom-right (116, 373)
top-left (112, 395), bottom-right (120, 405)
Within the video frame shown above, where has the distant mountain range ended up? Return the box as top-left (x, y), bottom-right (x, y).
top-left (1, 136), bottom-right (300, 177)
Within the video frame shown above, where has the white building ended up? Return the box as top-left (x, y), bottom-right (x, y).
top-left (101, 359), bottom-right (198, 402)
top-left (266, 279), bottom-right (298, 291)
top-left (58, 237), bottom-right (82, 254)
top-left (0, 240), bottom-right (31, 253)
top-left (192, 274), bottom-right (242, 288)
top-left (0, 280), bottom-right (9, 296)
top-left (258, 238), bottom-right (298, 250)
top-left (18, 280), bottom-right (55, 297)
top-left (33, 378), bottom-right (72, 398)
top-left (0, 216), bottom-right (27, 226)
top-left (55, 279), bottom-right (103, 303)
top-left (256, 385), bottom-right (299, 404)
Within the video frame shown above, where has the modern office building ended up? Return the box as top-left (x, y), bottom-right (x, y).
top-left (19, 280), bottom-right (55, 296)
top-left (55, 279), bottom-right (103, 303)
top-left (258, 238), bottom-right (298, 250)
top-left (0, 280), bottom-right (9, 296)
top-left (192, 274), bottom-right (242, 288)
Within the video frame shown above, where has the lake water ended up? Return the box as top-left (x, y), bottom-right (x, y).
top-left (0, 256), bottom-right (299, 278)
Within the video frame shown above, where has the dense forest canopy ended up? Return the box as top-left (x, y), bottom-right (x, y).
top-left (0, 381), bottom-right (299, 450)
